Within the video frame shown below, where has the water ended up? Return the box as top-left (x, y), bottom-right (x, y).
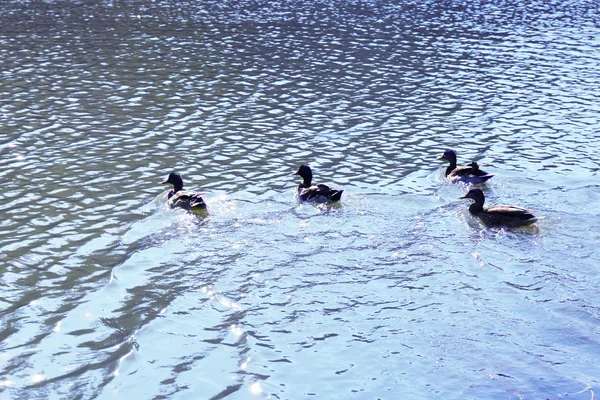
top-left (1, 0), bottom-right (599, 398)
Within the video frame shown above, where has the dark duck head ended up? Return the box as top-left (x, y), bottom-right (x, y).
top-left (437, 149), bottom-right (458, 175)
top-left (162, 172), bottom-right (184, 198)
top-left (293, 164), bottom-right (313, 187)
top-left (459, 188), bottom-right (486, 213)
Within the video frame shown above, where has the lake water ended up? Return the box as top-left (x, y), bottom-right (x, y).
top-left (1, 0), bottom-right (599, 399)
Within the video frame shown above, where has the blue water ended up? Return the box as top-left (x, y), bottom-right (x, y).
top-left (0, 0), bottom-right (599, 399)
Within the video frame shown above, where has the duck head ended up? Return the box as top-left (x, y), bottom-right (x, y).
top-left (459, 188), bottom-right (486, 206)
top-left (437, 149), bottom-right (457, 165)
top-left (293, 164), bottom-right (313, 185)
top-left (162, 172), bottom-right (184, 193)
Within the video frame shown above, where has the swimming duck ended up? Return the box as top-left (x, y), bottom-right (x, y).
top-left (437, 149), bottom-right (493, 184)
top-left (293, 164), bottom-right (344, 203)
top-left (459, 188), bottom-right (537, 228)
top-left (162, 172), bottom-right (207, 211)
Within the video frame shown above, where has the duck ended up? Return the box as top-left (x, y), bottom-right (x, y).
top-left (161, 172), bottom-right (207, 211)
top-left (293, 164), bottom-right (344, 203)
top-left (437, 149), bottom-right (494, 184)
top-left (459, 188), bottom-right (537, 228)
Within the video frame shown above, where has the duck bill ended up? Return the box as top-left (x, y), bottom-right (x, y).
top-left (161, 180), bottom-right (169, 184)
top-left (437, 154), bottom-right (445, 160)
top-left (458, 194), bottom-right (468, 199)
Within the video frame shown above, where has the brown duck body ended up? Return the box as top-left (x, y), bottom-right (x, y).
top-left (460, 189), bottom-right (537, 228)
top-left (298, 182), bottom-right (344, 203)
top-left (469, 204), bottom-right (538, 228)
top-left (168, 190), bottom-right (207, 210)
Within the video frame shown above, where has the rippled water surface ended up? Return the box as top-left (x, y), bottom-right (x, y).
top-left (1, 0), bottom-right (599, 398)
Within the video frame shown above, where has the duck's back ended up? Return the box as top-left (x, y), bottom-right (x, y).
top-left (479, 205), bottom-right (537, 227)
top-left (298, 183), bottom-right (343, 203)
top-left (448, 164), bottom-right (494, 183)
top-left (168, 190), bottom-right (207, 210)
top-left (450, 165), bottom-right (484, 177)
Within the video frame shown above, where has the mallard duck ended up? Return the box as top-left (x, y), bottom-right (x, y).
top-left (459, 188), bottom-right (537, 228)
top-left (293, 164), bottom-right (344, 203)
top-left (437, 149), bottom-right (493, 184)
top-left (162, 172), bottom-right (207, 211)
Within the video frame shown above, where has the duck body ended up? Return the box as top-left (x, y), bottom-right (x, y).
top-left (438, 150), bottom-right (493, 184)
top-left (294, 164), bottom-right (343, 203)
top-left (168, 190), bottom-right (207, 210)
top-left (162, 172), bottom-right (207, 211)
top-left (460, 188), bottom-right (537, 228)
top-left (298, 183), bottom-right (344, 203)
